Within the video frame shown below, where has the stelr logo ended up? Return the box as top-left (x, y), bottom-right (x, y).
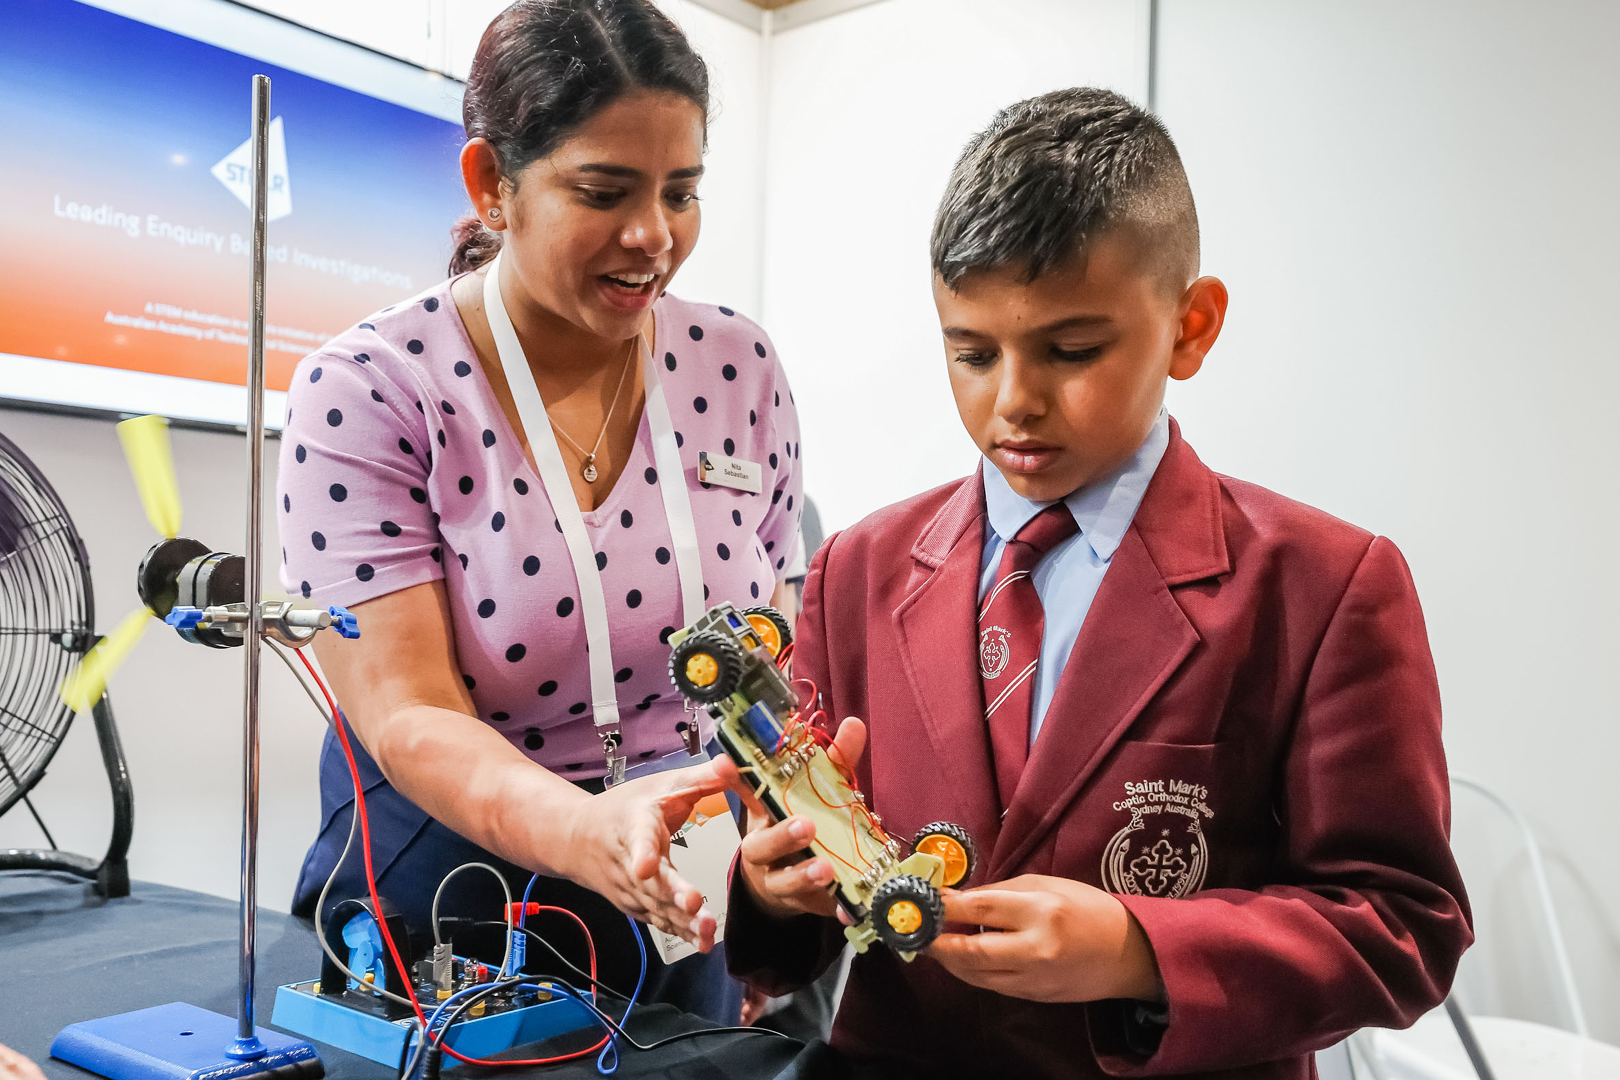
top-left (212, 115), bottom-right (292, 221)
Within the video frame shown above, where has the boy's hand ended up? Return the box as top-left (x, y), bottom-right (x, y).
top-left (929, 875), bottom-right (1164, 1004)
top-left (715, 717), bottom-right (868, 922)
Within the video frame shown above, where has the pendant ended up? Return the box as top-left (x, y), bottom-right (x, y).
top-left (581, 457), bottom-right (598, 483)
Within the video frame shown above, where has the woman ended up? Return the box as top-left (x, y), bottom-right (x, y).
top-left (276, 0), bottom-right (802, 1024)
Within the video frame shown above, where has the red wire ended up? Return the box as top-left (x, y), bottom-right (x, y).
top-left (294, 649), bottom-right (610, 1068)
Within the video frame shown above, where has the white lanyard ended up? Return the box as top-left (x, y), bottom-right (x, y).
top-left (482, 252), bottom-right (706, 785)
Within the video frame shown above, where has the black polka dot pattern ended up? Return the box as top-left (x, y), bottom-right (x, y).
top-left (283, 494), bottom-right (290, 513)
top-left (463, 674), bottom-right (476, 690)
top-left (280, 301), bottom-right (801, 778)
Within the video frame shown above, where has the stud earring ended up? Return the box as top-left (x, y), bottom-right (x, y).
top-left (487, 207), bottom-right (502, 223)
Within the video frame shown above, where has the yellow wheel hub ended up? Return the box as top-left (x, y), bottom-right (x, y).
top-left (885, 899), bottom-right (923, 935)
top-left (915, 834), bottom-right (970, 888)
top-left (685, 653), bottom-right (720, 687)
top-left (745, 614), bottom-right (783, 657)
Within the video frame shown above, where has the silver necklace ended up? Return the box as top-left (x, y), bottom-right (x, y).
top-left (549, 337), bottom-right (636, 483)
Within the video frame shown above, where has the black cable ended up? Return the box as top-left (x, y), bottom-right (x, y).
top-left (429, 972), bottom-right (789, 1061)
top-left (470, 919), bottom-right (635, 1001)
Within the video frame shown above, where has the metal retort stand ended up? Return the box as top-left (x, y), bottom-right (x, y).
top-left (49, 75), bottom-right (327, 1080)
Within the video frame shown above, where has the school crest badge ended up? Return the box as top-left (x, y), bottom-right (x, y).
top-left (1101, 778), bottom-right (1213, 899)
top-left (978, 625), bottom-right (1011, 680)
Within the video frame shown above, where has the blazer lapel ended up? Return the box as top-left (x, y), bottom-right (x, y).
top-left (892, 470), bottom-right (1003, 858)
top-left (988, 421), bottom-right (1229, 878)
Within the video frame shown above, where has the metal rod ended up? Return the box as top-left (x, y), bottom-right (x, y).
top-left (1451, 775), bottom-right (1588, 1036)
top-left (1444, 996), bottom-right (1498, 1080)
top-left (234, 71), bottom-right (271, 1056)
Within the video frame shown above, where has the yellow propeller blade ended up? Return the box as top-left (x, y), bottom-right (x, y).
top-left (117, 414), bottom-right (182, 538)
top-left (61, 607), bottom-right (153, 715)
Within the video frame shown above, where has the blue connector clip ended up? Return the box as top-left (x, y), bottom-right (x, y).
top-left (327, 606), bottom-right (360, 639)
top-left (166, 606), bottom-right (204, 630)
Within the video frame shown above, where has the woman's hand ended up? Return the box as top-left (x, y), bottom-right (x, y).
top-left (0, 1043), bottom-right (46, 1080)
top-left (716, 717), bottom-right (867, 921)
top-left (928, 875), bottom-right (1163, 1003)
top-left (554, 761), bottom-right (731, 949)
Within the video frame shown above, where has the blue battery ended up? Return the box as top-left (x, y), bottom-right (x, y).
top-left (742, 701), bottom-right (783, 747)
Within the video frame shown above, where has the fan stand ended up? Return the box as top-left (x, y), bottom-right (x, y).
top-left (0, 691), bottom-right (133, 898)
top-left (49, 74), bottom-right (324, 1080)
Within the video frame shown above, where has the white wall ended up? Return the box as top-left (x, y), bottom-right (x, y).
top-left (759, 0), bottom-right (1150, 531)
top-left (1154, 0), bottom-right (1620, 1039)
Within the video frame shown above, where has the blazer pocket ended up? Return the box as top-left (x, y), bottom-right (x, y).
top-left (1054, 739), bottom-right (1226, 897)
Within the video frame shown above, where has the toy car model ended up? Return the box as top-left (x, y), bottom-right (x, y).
top-left (667, 602), bottom-right (976, 959)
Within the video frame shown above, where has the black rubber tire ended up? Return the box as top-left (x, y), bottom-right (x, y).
top-left (912, 821), bottom-right (978, 888)
top-left (871, 873), bottom-right (944, 953)
top-left (669, 630), bottom-right (744, 705)
top-left (741, 605), bottom-right (793, 655)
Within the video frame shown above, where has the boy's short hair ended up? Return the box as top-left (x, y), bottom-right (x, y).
top-left (931, 87), bottom-right (1199, 295)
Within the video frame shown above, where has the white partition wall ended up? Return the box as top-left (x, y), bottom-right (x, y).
top-left (1153, 0), bottom-right (1620, 1039)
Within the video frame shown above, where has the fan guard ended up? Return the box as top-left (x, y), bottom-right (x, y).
top-left (0, 427), bottom-right (131, 896)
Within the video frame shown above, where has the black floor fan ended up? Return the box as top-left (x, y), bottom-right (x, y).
top-left (0, 426), bottom-right (132, 897)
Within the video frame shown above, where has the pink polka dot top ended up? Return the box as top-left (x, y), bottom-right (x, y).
top-left (276, 276), bottom-right (803, 779)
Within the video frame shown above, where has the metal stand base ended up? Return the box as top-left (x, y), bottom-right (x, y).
top-left (51, 1003), bottom-right (323, 1080)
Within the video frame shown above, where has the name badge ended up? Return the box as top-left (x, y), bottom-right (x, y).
top-left (698, 451), bottom-right (762, 494)
top-left (645, 790), bottom-right (742, 964)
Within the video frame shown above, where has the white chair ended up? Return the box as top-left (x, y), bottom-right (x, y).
top-left (1317, 776), bottom-right (1616, 1079)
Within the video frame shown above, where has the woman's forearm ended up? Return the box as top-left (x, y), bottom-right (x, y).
top-left (365, 703), bottom-right (590, 875)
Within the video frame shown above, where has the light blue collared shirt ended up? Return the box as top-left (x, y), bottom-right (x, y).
top-left (978, 410), bottom-right (1170, 742)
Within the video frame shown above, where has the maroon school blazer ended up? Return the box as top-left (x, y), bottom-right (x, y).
top-left (726, 419), bottom-right (1472, 1078)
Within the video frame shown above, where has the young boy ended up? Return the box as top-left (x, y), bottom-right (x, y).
top-left (718, 88), bottom-right (1471, 1077)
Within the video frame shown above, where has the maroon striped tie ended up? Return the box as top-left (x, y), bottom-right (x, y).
top-left (979, 503), bottom-right (1078, 808)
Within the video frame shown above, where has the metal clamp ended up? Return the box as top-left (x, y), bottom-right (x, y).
top-left (165, 602), bottom-right (360, 648)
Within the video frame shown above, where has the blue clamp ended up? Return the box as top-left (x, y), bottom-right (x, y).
top-left (166, 606), bottom-right (204, 630)
top-left (327, 605), bottom-right (360, 639)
